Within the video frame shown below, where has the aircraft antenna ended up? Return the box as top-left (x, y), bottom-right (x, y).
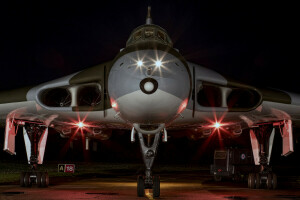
top-left (146, 5), bottom-right (153, 24)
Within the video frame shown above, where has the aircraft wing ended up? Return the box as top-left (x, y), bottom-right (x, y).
top-left (0, 61), bottom-right (130, 142)
top-left (170, 61), bottom-right (300, 139)
top-left (1, 60), bottom-right (299, 137)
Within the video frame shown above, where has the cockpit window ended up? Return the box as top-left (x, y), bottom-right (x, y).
top-left (157, 31), bottom-right (165, 41)
top-left (145, 29), bottom-right (154, 38)
top-left (126, 25), bottom-right (173, 47)
top-left (134, 31), bottom-right (142, 41)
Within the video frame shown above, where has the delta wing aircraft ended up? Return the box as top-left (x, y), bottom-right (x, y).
top-left (0, 6), bottom-right (297, 197)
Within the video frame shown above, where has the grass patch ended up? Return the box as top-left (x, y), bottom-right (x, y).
top-left (0, 162), bottom-right (209, 184)
top-left (0, 173), bottom-right (20, 183)
top-left (0, 162), bottom-right (142, 184)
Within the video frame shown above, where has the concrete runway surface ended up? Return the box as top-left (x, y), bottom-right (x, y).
top-left (0, 171), bottom-right (300, 200)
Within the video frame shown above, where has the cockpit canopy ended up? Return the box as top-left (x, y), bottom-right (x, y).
top-left (126, 24), bottom-right (173, 48)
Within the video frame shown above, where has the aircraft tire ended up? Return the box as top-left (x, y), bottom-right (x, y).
top-left (24, 172), bottom-right (31, 187)
top-left (272, 173), bottom-right (277, 189)
top-left (41, 172), bottom-right (49, 188)
top-left (153, 176), bottom-right (160, 198)
top-left (36, 172), bottom-right (42, 187)
top-left (45, 172), bottom-right (49, 187)
top-left (266, 173), bottom-right (273, 189)
top-left (20, 172), bottom-right (25, 187)
top-left (248, 173), bottom-right (255, 189)
top-left (255, 173), bottom-right (261, 189)
top-left (137, 175), bottom-right (144, 197)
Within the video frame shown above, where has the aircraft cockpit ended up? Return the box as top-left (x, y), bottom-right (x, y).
top-left (126, 24), bottom-right (173, 48)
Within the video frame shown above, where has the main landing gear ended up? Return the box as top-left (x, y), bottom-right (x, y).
top-left (248, 172), bottom-right (277, 190)
top-left (248, 125), bottom-right (277, 189)
top-left (136, 132), bottom-right (161, 197)
top-left (20, 171), bottom-right (49, 188)
top-left (20, 123), bottom-right (49, 187)
top-left (4, 112), bottom-right (51, 188)
top-left (248, 119), bottom-right (294, 190)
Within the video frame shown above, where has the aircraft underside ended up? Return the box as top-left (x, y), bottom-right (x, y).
top-left (2, 101), bottom-right (296, 195)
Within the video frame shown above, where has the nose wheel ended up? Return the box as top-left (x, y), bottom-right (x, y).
top-left (153, 175), bottom-right (160, 198)
top-left (137, 175), bottom-right (160, 197)
top-left (137, 175), bottom-right (145, 197)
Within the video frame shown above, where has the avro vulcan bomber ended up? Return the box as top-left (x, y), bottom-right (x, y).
top-left (1, 6), bottom-right (296, 197)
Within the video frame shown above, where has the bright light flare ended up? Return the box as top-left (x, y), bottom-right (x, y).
top-left (110, 98), bottom-right (118, 110)
top-left (112, 102), bottom-right (117, 108)
top-left (77, 122), bottom-right (85, 128)
top-left (214, 122), bottom-right (221, 128)
top-left (137, 60), bottom-right (143, 67)
top-left (177, 98), bottom-right (188, 114)
top-left (155, 60), bottom-right (162, 68)
top-left (206, 121), bottom-right (225, 129)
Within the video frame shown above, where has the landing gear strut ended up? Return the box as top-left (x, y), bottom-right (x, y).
top-left (248, 125), bottom-right (277, 189)
top-left (137, 132), bottom-right (161, 197)
top-left (20, 123), bottom-right (49, 187)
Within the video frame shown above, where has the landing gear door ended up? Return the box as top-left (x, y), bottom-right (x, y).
top-left (249, 129), bottom-right (260, 165)
top-left (3, 117), bottom-right (17, 155)
top-left (281, 120), bottom-right (294, 156)
top-left (38, 128), bottom-right (48, 164)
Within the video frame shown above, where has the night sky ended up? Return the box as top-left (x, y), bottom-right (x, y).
top-left (0, 1), bottom-right (298, 91)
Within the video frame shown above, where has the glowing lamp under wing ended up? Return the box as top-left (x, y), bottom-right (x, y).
top-left (214, 122), bottom-right (221, 129)
top-left (205, 121), bottom-right (225, 129)
top-left (77, 122), bottom-right (85, 128)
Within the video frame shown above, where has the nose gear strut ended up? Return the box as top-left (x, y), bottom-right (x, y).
top-left (136, 131), bottom-right (161, 197)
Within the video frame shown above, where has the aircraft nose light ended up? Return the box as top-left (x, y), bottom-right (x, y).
top-left (140, 78), bottom-right (158, 95)
top-left (144, 82), bottom-right (154, 92)
top-left (137, 60), bottom-right (143, 67)
top-left (155, 60), bottom-right (162, 68)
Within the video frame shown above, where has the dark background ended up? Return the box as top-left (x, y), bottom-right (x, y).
top-left (0, 1), bottom-right (298, 90)
top-left (0, 1), bottom-right (299, 166)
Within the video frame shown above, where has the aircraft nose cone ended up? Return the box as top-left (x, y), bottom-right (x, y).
top-left (140, 78), bottom-right (158, 94)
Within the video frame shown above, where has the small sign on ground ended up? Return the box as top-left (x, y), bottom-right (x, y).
top-left (58, 164), bottom-right (75, 173)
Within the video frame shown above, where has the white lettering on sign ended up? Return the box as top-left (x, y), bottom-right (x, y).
top-left (58, 164), bottom-right (75, 173)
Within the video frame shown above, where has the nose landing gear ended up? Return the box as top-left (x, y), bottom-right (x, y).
top-left (136, 131), bottom-right (161, 197)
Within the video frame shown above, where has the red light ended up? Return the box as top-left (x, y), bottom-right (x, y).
top-left (110, 98), bottom-right (118, 110)
top-left (77, 122), bottom-right (85, 128)
top-left (177, 98), bottom-right (188, 114)
top-left (206, 121), bottom-right (225, 129)
top-left (214, 122), bottom-right (221, 128)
